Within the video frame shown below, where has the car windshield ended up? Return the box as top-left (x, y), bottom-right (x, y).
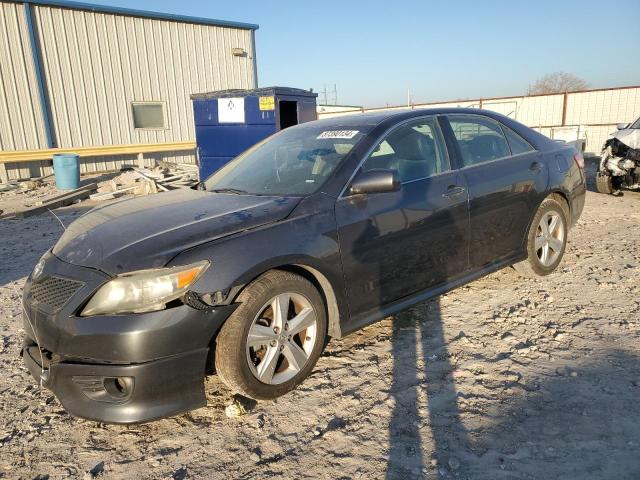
top-left (204, 123), bottom-right (369, 196)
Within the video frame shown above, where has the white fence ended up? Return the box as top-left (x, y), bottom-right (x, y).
top-left (318, 86), bottom-right (640, 155)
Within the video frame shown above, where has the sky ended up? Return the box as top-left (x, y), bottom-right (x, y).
top-left (84, 0), bottom-right (640, 107)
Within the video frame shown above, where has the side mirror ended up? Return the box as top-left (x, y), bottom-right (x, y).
top-left (616, 123), bottom-right (628, 130)
top-left (195, 181), bottom-right (206, 191)
top-left (349, 169), bottom-right (400, 195)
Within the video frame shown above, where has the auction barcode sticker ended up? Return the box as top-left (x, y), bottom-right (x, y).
top-left (317, 130), bottom-right (359, 139)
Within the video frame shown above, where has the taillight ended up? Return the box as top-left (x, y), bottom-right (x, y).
top-left (573, 152), bottom-right (584, 169)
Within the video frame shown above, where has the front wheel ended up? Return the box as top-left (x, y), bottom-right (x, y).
top-left (215, 270), bottom-right (327, 400)
top-left (513, 196), bottom-right (569, 277)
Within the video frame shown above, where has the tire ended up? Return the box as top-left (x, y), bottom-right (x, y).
top-left (513, 195), bottom-right (569, 277)
top-left (215, 270), bottom-right (327, 400)
top-left (596, 172), bottom-right (614, 194)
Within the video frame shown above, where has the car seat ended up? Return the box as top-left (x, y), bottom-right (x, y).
top-left (390, 131), bottom-right (437, 181)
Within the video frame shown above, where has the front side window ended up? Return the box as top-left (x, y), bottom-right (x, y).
top-left (630, 117), bottom-right (640, 129)
top-left (448, 115), bottom-right (510, 166)
top-left (204, 123), bottom-right (370, 196)
top-left (362, 117), bottom-right (449, 183)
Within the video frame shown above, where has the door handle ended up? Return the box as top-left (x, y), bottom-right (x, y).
top-left (529, 161), bottom-right (543, 173)
top-left (442, 185), bottom-right (465, 198)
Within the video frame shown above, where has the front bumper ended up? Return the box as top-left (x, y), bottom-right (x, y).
top-left (22, 341), bottom-right (210, 423)
top-left (21, 252), bottom-right (236, 423)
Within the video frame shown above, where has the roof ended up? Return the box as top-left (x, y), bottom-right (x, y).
top-left (191, 87), bottom-right (317, 100)
top-left (11, 0), bottom-right (259, 30)
top-left (307, 107), bottom-right (520, 127)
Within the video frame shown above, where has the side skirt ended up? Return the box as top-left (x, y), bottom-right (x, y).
top-left (340, 255), bottom-right (524, 337)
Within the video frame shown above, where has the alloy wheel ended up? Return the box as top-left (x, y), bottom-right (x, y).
top-left (535, 210), bottom-right (565, 267)
top-left (246, 292), bottom-right (318, 385)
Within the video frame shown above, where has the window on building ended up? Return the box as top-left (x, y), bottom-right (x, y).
top-left (131, 102), bottom-right (166, 129)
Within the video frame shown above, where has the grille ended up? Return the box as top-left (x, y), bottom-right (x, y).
top-left (30, 276), bottom-right (84, 311)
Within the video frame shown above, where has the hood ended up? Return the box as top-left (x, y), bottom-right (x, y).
top-left (613, 128), bottom-right (640, 150)
top-left (52, 189), bottom-right (301, 274)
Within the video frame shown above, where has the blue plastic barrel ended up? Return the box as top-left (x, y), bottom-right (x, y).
top-left (52, 153), bottom-right (80, 190)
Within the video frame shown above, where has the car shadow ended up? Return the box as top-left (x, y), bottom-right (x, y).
top-left (343, 189), bottom-right (471, 478)
top-left (458, 349), bottom-right (640, 479)
top-left (386, 298), bottom-right (470, 479)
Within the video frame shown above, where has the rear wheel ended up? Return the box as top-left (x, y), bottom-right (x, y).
top-left (215, 270), bottom-right (327, 400)
top-left (596, 172), bottom-right (614, 194)
top-left (513, 196), bottom-right (568, 277)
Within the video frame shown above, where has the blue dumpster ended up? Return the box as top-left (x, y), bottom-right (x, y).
top-left (52, 153), bottom-right (80, 190)
top-left (191, 87), bottom-right (318, 179)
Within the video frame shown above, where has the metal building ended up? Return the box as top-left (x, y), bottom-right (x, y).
top-left (0, 0), bottom-right (258, 181)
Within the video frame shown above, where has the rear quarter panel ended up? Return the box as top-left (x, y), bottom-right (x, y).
top-left (545, 145), bottom-right (587, 226)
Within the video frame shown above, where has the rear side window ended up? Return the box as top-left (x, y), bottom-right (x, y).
top-left (502, 125), bottom-right (535, 155)
top-left (448, 115), bottom-right (510, 166)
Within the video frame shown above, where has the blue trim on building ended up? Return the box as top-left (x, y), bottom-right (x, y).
top-left (23, 1), bottom-right (55, 148)
top-left (16, 0), bottom-right (259, 30)
top-left (251, 30), bottom-right (258, 88)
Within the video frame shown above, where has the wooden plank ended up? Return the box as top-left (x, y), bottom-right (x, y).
top-left (14, 184), bottom-right (98, 218)
top-left (36, 182), bottom-right (98, 205)
top-left (0, 141), bottom-right (196, 164)
top-left (90, 186), bottom-right (137, 200)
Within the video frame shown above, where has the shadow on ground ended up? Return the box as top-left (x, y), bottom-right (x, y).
top-left (385, 305), bottom-right (640, 479)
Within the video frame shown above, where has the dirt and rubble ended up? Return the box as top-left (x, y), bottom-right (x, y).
top-left (0, 162), bottom-right (639, 479)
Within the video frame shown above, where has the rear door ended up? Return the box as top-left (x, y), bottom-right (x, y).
top-left (335, 116), bottom-right (469, 318)
top-left (443, 114), bottom-right (547, 268)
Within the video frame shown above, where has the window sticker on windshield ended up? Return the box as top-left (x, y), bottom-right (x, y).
top-left (317, 130), bottom-right (359, 139)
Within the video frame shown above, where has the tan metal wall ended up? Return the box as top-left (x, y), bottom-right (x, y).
top-left (318, 87), bottom-right (640, 155)
top-left (0, 1), bottom-right (256, 180)
top-left (0, 1), bottom-right (48, 151)
top-left (32, 4), bottom-right (255, 148)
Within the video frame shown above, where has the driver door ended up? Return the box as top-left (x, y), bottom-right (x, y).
top-left (335, 116), bottom-right (470, 322)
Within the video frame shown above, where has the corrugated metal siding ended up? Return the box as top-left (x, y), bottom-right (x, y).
top-left (33, 4), bottom-right (255, 148)
top-left (0, 1), bottom-right (47, 150)
top-left (565, 88), bottom-right (640, 125)
top-left (318, 89), bottom-right (640, 155)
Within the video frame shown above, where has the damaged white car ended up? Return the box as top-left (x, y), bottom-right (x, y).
top-left (596, 117), bottom-right (640, 195)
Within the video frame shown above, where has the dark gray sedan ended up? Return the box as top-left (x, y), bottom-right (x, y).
top-left (22, 109), bottom-right (586, 423)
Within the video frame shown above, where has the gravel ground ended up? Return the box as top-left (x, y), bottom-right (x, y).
top-left (1, 163), bottom-right (639, 480)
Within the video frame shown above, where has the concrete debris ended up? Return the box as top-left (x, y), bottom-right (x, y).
top-left (224, 401), bottom-right (247, 418)
top-left (91, 164), bottom-right (199, 201)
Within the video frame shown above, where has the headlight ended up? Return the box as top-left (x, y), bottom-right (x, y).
top-left (81, 261), bottom-right (209, 316)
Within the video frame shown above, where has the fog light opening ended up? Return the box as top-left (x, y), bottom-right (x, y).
top-left (114, 377), bottom-right (126, 394)
top-left (103, 376), bottom-right (133, 398)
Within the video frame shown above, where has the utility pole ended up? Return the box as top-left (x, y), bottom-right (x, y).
top-left (320, 84), bottom-right (338, 105)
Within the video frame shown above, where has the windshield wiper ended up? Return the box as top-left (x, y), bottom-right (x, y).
top-left (210, 188), bottom-right (249, 195)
